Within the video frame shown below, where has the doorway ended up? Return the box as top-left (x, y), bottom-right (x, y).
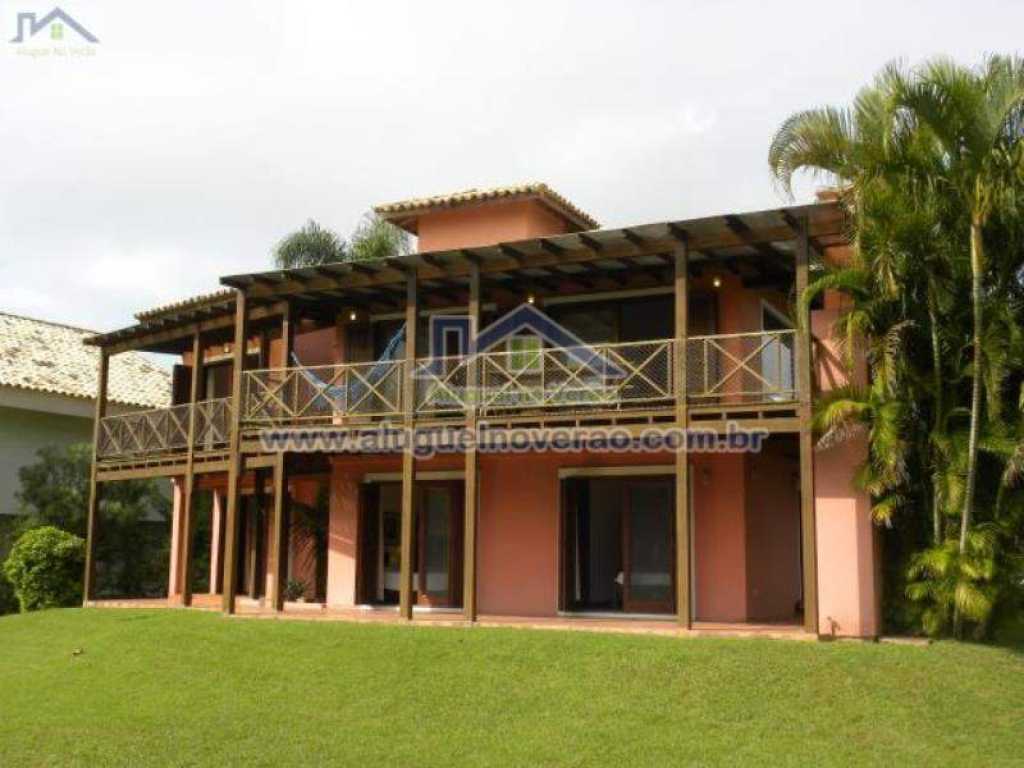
top-left (562, 476), bottom-right (675, 614)
top-left (359, 480), bottom-right (464, 608)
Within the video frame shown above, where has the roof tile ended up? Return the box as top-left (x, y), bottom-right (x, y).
top-left (0, 313), bottom-right (171, 409)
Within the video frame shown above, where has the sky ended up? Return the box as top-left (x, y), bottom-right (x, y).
top-left (2, 0), bottom-right (1023, 334)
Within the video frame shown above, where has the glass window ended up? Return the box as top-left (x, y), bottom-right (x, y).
top-left (508, 335), bottom-right (542, 372)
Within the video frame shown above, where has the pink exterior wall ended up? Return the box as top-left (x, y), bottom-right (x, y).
top-left (167, 479), bottom-right (184, 598)
top-left (310, 446), bottom-right (800, 621)
top-left (692, 453), bottom-right (748, 622)
top-left (209, 490), bottom-right (222, 594)
top-left (745, 439), bottom-right (802, 621)
top-left (325, 454), bottom-right (465, 606)
top-left (812, 306), bottom-right (881, 637)
top-left (416, 199), bottom-right (575, 252)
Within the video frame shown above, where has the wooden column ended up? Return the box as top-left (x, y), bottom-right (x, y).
top-left (221, 290), bottom-right (249, 614)
top-left (674, 237), bottom-right (691, 628)
top-left (795, 219), bottom-right (819, 634)
top-left (268, 453), bottom-right (289, 611)
top-left (266, 304), bottom-right (293, 612)
top-left (180, 330), bottom-right (203, 606)
top-left (463, 262), bottom-right (480, 621)
top-left (83, 348), bottom-right (109, 604)
top-left (399, 273), bottom-right (418, 620)
top-left (248, 471), bottom-right (265, 599)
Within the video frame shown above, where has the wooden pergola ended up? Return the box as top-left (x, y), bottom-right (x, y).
top-left (83, 200), bottom-right (846, 633)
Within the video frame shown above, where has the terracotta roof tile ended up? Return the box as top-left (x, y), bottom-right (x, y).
top-left (0, 312), bottom-right (170, 409)
top-left (134, 289), bottom-right (235, 321)
top-left (374, 182), bottom-right (599, 231)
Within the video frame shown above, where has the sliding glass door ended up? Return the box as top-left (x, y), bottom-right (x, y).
top-left (359, 480), bottom-right (462, 608)
top-left (562, 476), bottom-right (675, 614)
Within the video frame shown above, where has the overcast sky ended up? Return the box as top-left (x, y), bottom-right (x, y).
top-left (3, 0), bottom-right (1022, 333)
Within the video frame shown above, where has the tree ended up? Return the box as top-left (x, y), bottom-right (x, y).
top-left (272, 213), bottom-right (410, 269)
top-left (348, 212), bottom-right (411, 262)
top-left (273, 219), bottom-right (346, 269)
top-left (888, 56), bottom-right (1024, 560)
top-left (14, 444), bottom-right (169, 598)
top-left (769, 56), bottom-right (1024, 638)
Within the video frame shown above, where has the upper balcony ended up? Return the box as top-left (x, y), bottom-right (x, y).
top-left (88, 201), bottom-right (846, 466)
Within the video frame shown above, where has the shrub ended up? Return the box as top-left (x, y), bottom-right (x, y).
top-left (3, 526), bottom-right (85, 612)
top-left (284, 578), bottom-right (307, 602)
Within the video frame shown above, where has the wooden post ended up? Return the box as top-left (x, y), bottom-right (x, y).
top-left (266, 304), bottom-right (293, 612)
top-left (248, 471), bottom-right (265, 599)
top-left (180, 329), bottom-right (203, 606)
top-left (463, 262), bottom-right (480, 622)
top-left (83, 348), bottom-right (109, 604)
top-left (222, 290), bottom-right (248, 614)
top-left (268, 453), bottom-right (289, 611)
top-left (674, 238), bottom-right (691, 629)
top-left (399, 272), bottom-right (418, 620)
top-left (795, 219), bottom-right (819, 634)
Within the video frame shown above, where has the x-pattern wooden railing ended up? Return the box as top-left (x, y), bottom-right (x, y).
top-left (98, 403), bottom-right (192, 459)
top-left (414, 355), bottom-right (471, 414)
top-left (685, 330), bottom-right (797, 403)
top-left (243, 360), bottom-right (405, 425)
top-left (98, 331), bottom-right (802, 459)
top-left (194, 397), bottom-right (231, 449)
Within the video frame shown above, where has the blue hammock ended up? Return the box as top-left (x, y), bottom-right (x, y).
top-left (291, 324), bottom-right (405, 413)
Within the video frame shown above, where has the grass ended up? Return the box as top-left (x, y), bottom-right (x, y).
top-left (0, 610), bottom-right (1021, 767)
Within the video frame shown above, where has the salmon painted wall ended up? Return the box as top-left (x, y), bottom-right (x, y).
top-left (325, 453), bottom-right (465, 606)
top-left (744, 437), bottom-right (802, 621)
top-left (691, 452), bottom-right (748, 621)
top-left (416, 199), bottom-right (574, 252)
top-left (315, 446), bottom-right (797, 620)
top-left (812, 305), bottom-right (881, 637)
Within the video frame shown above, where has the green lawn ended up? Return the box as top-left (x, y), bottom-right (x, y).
top-left (0, 610), bottom-right (1021, 766)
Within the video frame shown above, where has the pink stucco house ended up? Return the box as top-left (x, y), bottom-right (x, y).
top-left (83, 183), bottom-right (880, 638)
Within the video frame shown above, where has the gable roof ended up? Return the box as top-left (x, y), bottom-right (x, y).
top-left (374, 183), bottom-right (600, 233)
top-left (0, 313), bottom-right (170, 409)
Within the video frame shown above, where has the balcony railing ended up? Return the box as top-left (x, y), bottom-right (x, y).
top-left (243, 360), bottom-right (405, 425)
top-left (241, 331), bottom-right (797, 426)
top-left (95, 332), bottom-right (799, 461)
top-left (686, 330), bottom-right (797, 405)
top-left (97, 398), bottom-right (232, 460)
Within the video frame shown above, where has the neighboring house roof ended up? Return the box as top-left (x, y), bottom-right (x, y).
top-left (0, 313), bottom-right (170, 409)
top-left (374, 182), bottom-right (600, 232)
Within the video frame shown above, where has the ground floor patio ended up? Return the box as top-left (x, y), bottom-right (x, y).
top-left (138, 433), bottom-right (880, 637)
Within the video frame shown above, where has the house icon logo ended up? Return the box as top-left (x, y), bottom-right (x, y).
top-left (9, 7), bottom-right (98, 44)
top-left (425, 303), bottom-right (625, 378)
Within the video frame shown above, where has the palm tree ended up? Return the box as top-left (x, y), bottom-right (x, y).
top-left (890, 56), bottom-right (1024, 557)
top-left (273, 214), bottom-right (411, 269)
top-left (771, 74), bottom-right (951, 539)
top-left (348, 212), bottom-right (411, 262)
top-left (273, 219), bottom-right (346, 269)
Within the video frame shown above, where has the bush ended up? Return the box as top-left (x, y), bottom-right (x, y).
top-left (284, 578), bottom-right (307, 602)
top-left (0, 572), bottom-right (17, 616)
top-left (3, 526), bottom-right (85, 612)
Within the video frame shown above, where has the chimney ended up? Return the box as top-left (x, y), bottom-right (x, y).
top-left (374, 183), bottom-right (598, 252)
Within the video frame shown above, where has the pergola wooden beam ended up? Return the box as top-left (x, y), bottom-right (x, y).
top-left (228, 215), bottom-right (843, 304)
top-left (723, 215), bottom-right (791, 270)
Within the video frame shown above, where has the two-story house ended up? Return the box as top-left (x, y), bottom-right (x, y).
top-left (83, 183), bottom-right (879, 637)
